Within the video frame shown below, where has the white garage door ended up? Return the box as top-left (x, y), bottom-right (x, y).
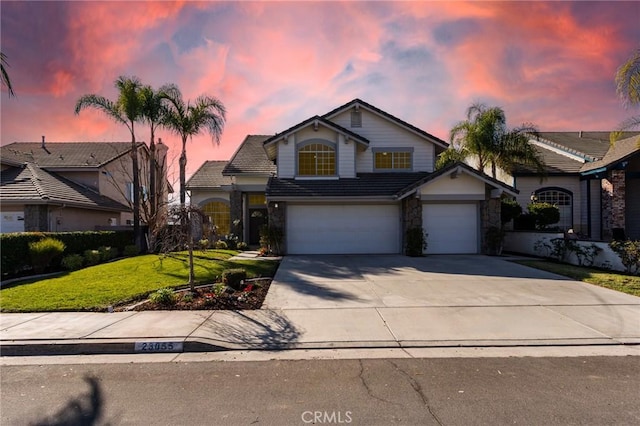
top-left (1, 212), bottom-right (25, 233)
top-left (423, 203), bottom-right (478, 254)
top-left (287, 204), bottom-right (400, 254)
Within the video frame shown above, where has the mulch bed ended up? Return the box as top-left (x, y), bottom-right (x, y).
top-left (120, 278), bottom-right (272, 311)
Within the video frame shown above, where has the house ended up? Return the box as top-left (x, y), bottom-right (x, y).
top-left (0, 138), bottom-right (169, 233)
top-left (188, 99), bottom-right (518, 254)
top-left (511, 131), bottom-right (640, 240)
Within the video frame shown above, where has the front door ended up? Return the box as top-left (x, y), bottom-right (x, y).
top-left (249, 208), bottom-right (268, 245)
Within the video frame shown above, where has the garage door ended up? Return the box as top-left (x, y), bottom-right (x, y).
top-left (1, 212), bottom-right (24, 233)
top-left (287, 204), bottom-right (400, 254)
top-left (423, 203), bottom-right (478, 254)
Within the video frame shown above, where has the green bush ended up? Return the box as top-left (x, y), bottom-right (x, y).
top-left (61, 254), bottom-right (84, 271)
top-left (609, 240), bottom-right (640, 275)
top-left (405, 227), bottom-right (427, 256)
top-left (237, 242), bottom-right (249, 251)
top-left (98, 246), bottom-right (117, 262)
top-left (527, 202), bottom-right (560, 230)
top-left (501, 199), bottom-right (522, 225)
top-left (29, 238), bottom-right (66, 273)
top-left (214, 240), bottom-right (228, 249)
top-left (84, 249), bottom-right (102, 266)
top-left (259, 225), bottom-right (283, 255)
top-left (123, 245), bottom-right (139, 257)
top-left (149, 288), bottom-right (176, 306)
top-left (222, 268), bottom-right (247, 290)
top-left (1, 230), bottom-right (133, 278)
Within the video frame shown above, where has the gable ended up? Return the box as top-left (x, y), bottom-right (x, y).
top-left (420, 172), bottom-right (485, 196)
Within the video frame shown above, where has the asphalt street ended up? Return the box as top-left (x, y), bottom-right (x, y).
top-left (2, 356), bottom-right (638, 425)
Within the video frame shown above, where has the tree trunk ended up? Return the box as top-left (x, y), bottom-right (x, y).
top-left (179, 138), bottom-right (187, 207)
top-left (149, 128), bottom-right (156, 218)
top-left (131, 127), bottom-right (142, 251)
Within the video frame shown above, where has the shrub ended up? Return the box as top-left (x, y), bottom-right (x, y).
top-left (405, 227), bottom-right (427, 256)
top-left (237, 242), bottom-right (249, 251)
top-left (98, 246), bottom-right (117, 262)
top-left (223, 236), bottom-right (238, 250)
top-left (149, 288), bottom-right (176, 306)
top-left (29, 238), bottom-right (66, 273)
top-left (84, 249), bottom-right (102, 266)
top-left (609, 240), bottom-right (640, 275)
top-left (61, 254), bottom-right (84, 271)
top-left (123, 245), bottom-right (139, 257)
top-left (213, 283), bottom-right (226, 297)
top-left (527, 202), bottom-right (560, 230)
top-left (501, 199), bottom-right (522, 225)
top-left (199, 239), bottom-right (210, 249)
top-left (514, 213), bottom-right (536, 231)
top-left (214, 240), bottom-right (228, 249)
top-left (259, 225), bottom-right (283, 255)
top-left (222, 268), bottom-right (247, 290)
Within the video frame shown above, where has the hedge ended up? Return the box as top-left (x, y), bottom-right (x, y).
top-left (1, 230), bottom-right (134, 278)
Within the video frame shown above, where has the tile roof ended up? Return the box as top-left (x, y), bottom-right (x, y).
top-left (536, 132), bottom-right (640, 161)
top-left (322, 98), bottom-right (449, 148)
top-left (581, 134), bottom-right (640, 173)
top-left (266, 172), bottom-right (430, 199)
top-left (186, 160), bottom-right (232, 189)
top-left (0, 163), bottom-right (130, 211)
top-left (0, 142), bottom-right (138, 168)
top-left (513, 144), bottom-right (584, 175)
top-left (222, 135), bottom-right (276, 175)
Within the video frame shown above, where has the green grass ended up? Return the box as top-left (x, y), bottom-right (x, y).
top-left (514, 260), bottom-right (640, 297)
top-left (0, 250), bottom-right (279, 312)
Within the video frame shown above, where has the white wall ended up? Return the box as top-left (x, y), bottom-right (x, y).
top-left (276, 135), bottom-right (296, 178)
top-left (503, 231), bottom-right (626, 272)
top-left (330, 109), bottom-right (435, 173)
top-left (420, 172), bottom-right (485, 196)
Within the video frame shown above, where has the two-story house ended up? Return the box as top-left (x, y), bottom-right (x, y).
top-left (0, 138), bottom-right (169, 233)
top-left (188, 99), bottom-right (517, 254)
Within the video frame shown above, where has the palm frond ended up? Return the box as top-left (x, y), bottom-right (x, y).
top-left (1, 52), bottom-right (15, 97)
top-left (74, 94), bottom-right (126, 125)
top-left (616, 47), bottom-right (640, 107)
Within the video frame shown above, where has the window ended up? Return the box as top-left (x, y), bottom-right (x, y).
top-left (248, 193), bottom-right (266, 206)
top-left (535, 188), bottom-right (573, 230)
top-left (298, 143), bottom-right (336, 176)
top-left (374, 151), bottom-right (412, 170)
top-left (201, 200), bottom-right (231, 235)
top-left (351, 110), bottom-right (362, 127)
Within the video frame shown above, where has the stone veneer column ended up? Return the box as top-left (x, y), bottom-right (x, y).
top-left (402, 196), bottom-right (422, 253)
top-left (267, 201), bottom-right (286, 254)
top-left (229, 190), bottom-right (243, 238)
top-left (480, 196), bottom-right (501, 254)
top-left (24, 205), bottom-right (49, 232)
top-left (602, 170), bottom-right (626, 240)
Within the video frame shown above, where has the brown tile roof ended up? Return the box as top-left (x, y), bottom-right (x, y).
top-left (0, 163), bottom-right (130, 211)
top-left (536, 132), bottom-right (640, 161)
top-left (0, 142), bottom-right (138, 168)
top-left (513, 144), bottom-right (584, 175)
top-left (581, 134), bottom-right (640, 173)
top-left (186, 160), bottom-right (232, 189)
top-left (222, 135), bottom-right (276, 175)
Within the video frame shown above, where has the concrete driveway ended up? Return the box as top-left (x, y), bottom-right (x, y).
top-left (263, 255), bottom-right (640, 347)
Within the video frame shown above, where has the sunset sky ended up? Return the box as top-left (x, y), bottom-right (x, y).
top-left (2, 1), bottom-right (639, 181)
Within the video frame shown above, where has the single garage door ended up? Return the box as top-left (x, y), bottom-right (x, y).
top-left (287, 204), bottom-right (400, 254)
top-left (423, 203), bottom-right (478, 254)
top-left (1, 212), bottom-right (25, 233)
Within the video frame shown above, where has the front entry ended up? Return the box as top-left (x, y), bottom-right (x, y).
top-left (249, 208), bottom-right (268, 245)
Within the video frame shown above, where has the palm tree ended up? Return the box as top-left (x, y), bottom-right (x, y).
top-left (75, 76), bottom-right (145, 249)
top-left (613, 47), bottom-right (640, 145)
top-left (447, 103), bottom-right (544, 178)
top-left (1, 52), bottom-right (15, 97)
top-left (161, 85), bottom-right (226, 206)
top-left (140, 85), bottom-right (169, 218)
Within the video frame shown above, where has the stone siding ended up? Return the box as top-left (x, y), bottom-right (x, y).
top-left (480, 196), bottom-right (501, 254)
top-left (229, 189), bottom-right (243, 237)
top-left (601, 169), bottom-right (626, 240)
top-left (24, 205), bottom-right (49, 231)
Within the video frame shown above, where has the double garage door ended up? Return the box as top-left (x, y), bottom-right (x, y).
top-left (286, 203), bottom-right (479, 255)
top-left (287, 204), bottom-right (400, 254)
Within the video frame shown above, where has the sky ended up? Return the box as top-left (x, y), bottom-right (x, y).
top-left (1, 1), bottom-right (639, 182)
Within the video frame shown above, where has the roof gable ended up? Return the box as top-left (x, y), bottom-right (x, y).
top-left (581, 134), bottom-right (640, 174)
top-left (322, 98), bottom-right (448, 149)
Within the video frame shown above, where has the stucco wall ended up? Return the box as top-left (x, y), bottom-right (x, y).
top-left (420, 172), bottom-right (485, 196)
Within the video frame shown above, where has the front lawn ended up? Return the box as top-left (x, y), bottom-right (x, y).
top-left (0, 250), bottom-right (279, 312)
top-left (514, 260), bottom-right (640, 297)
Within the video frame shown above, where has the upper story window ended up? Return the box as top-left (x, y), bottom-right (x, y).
top-left (298, 142), bottom-right (336, 176)
top-left (374, 150), bottom-right (412, 171)
top-left (534, 187), bottom-right (573, 230)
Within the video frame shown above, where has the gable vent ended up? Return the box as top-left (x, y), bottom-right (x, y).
top-left (350, 109), bottom-right (362, 128)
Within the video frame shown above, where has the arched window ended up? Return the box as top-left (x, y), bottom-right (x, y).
top-left (535, 188), bottom-right (573, 230)
top-left (201, 200), bottom-right (231, 236)
top-left (298, 142), bottom-right (336, 176)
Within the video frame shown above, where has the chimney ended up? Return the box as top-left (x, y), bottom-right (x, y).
top-left (578, 131), bottom-right (583, 138)
top-left (41, 135), bottom-right (46, 148)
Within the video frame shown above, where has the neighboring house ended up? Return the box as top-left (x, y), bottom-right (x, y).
top-left (188, 99), bottom-right (517, 254)
top-left (0, 138), bottom-right (169, 233)
top-left (511, 131), bottom-right (640, 240)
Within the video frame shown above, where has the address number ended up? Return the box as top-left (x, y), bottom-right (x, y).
top-left (134, 341), bottom-right (183, 353)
